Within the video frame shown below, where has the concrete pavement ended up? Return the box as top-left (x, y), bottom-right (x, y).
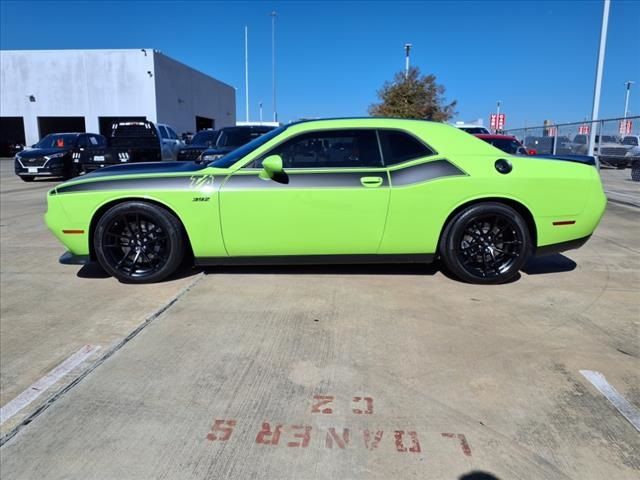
top-left (0, 159), bottom-right (638, 479)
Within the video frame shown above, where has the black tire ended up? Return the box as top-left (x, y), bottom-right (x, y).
top-left (20, 176), bottom-right (35, 182)
top-left (440, 202), bottom-right (531, 284)
top-left (94, 201), bottom-right (186, 283)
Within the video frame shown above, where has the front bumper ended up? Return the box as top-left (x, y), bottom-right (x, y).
top-left (59, 251), bottom-right (91, 265)
top-left (15, 159), bottom-right (66, 177)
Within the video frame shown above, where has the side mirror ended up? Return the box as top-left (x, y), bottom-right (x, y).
top-left (259, 154), bottom-right (284, 180)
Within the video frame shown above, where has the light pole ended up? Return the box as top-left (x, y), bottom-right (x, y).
top-left (588, 0), bottom-right (610, 159)
top-left (244, 26), bottom-right (250, 122)
top-left (404, 43), bottom-right (412, 79)
top-left (259, 101), bottom-right (263, 124)
top-left (271, 11), bottom-right (277, 123)
top-left (495, 100), bottom-right (501, 133)
top-left (624, 81), bottom-right (635, 118)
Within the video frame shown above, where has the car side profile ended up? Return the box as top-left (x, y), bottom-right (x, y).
top-left (45, 118), bottom-right (606, 284)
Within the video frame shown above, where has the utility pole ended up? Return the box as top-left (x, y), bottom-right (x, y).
top-left (244, 26), bottom-right (249, 123)
top-left (588, 0), bottom-right (610, 159)
top-left (624, 81), bottom-right (635, 118)
top-left (404, 43), bottom-right (412, 79)
top-left (271, 11), bottom-right (277, 123)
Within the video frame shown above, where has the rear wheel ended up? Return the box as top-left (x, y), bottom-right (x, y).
top-left (94, 202), bottom-right (185, 283)
top-left (440, 202), bottom-right (531, 284)
top-left (20, 176), bottom-right (35, 182)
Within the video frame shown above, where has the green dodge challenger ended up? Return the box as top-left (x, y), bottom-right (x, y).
top-left (45, 118), bottom-right (606, 284)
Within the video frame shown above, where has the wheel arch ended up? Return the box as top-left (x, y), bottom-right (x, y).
top-left (88, 197), bottom-right (194, 261)
top-left (437, 196), bottom-right (538, 255)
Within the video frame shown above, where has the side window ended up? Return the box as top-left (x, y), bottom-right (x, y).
top-left (88, 135), bottom-right (99, 146)
top-left (159, 126), bottom-right (169, 139)
top-left (257, 130), bottom-right (382, 169)
top-left (379, 130), bottom-right (434, 166)
top-left (167, 127), bottom-right (178, 140)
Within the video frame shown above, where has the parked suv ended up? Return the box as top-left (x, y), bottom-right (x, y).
top-left (14, 132), bottom-right (106, 181)
top-left (177, 129), bottom-right (219, 161)
top-left (199, 126), bottom-right (275, 162)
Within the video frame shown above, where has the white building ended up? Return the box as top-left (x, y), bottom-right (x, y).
top-left (0, 49), bottom-right (236, 148)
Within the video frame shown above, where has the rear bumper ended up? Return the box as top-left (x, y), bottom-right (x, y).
top-left (535, 235), bottom-right (592, 257)
top-left (59, 251), bottom-right (91, 265)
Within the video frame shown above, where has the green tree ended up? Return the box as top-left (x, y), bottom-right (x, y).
top-left (369, 67), bottom-right (457, 121)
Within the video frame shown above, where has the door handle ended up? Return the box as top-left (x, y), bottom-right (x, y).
top-left (360, 176), bottom-right (383, 188)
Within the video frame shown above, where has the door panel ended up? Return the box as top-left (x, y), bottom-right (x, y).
top-left (219, 170), bottom-right (390, 256)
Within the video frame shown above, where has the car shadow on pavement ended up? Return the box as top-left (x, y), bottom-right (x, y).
top-left (75, 255), bottom-right (576, 282)
top-left (76, 262), bottom-right (202, 282)
top-left (522, 253), bottom-right (577, 275)
top-left (459, 472), bottom-right (501, 480)
top-left (201, 262), bottom-right (440, 276)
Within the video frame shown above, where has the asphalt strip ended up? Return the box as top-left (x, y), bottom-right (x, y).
top-left (0, 272), bottom-right (205, 447)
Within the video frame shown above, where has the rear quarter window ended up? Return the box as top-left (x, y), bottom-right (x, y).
top-left (379, 130), bottom-right (435, 166)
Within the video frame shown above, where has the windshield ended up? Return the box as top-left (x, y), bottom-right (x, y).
top-left (209, 127), bottom-right (286, 168)
top-left (191, 130), bottom-right (219, 146)
top-left (484, 138), bottom-right (526, 155)
top-left (35, 134), bottom-right (78, 149)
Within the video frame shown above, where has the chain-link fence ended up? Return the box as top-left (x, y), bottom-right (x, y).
top-left (505, 116), bottom-right (640, 168)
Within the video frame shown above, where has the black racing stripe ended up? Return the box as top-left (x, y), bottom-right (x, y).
top-left (389, 159), bottom-right (466, 186)
top-left (223, 172), bottom-right (389, 189)
top-left (56, 176), bottom-right (195, 194)
top-left (81, 161), bottom-right (208, 179)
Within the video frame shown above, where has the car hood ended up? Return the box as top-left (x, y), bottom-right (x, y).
top-left (81, 161), bottom-right (209, 179)
top-left (52, 161), bottom-right (212, 195)
top-left (18, 148), bottom-right (70, 158)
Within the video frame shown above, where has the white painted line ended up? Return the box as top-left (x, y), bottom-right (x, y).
top-left (0, 345), bottom-right (100, 425)
top-left (580, 370), bottom-right (640, 432)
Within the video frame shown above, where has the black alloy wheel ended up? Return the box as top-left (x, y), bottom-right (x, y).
top-left (94, 202), bottom-right (185, 283)
top-left (440, 202), bottom-right (531, 284)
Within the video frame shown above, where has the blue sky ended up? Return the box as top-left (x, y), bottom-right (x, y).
top-left (1, 0), bottom-right (639, 128)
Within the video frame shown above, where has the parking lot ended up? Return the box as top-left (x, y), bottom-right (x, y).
top-left (0, 158), bottom-right (638, 479)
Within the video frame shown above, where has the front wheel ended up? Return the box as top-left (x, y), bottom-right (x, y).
top-left (94, 202), bottom-right (186, 283)
top-left (440, 202), bottom-right (531, 284)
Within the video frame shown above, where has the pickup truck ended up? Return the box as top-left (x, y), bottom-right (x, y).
top-left (80, 121), bottom-right (162, 174)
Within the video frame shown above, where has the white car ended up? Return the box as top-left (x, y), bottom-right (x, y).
top-left (452, 123), bottom-right (491, 135)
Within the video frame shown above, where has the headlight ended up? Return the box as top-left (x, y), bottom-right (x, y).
top-left (45, 152), bottom-right (66, 160)
top-left (201, 154), bottom-right (223, 162)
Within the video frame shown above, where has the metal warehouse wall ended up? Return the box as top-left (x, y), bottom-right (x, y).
top-left (0, 49), bottom-right (236, 146)
top-left (0, 49), bottom-right (157, 145)
top-left (153, 51), bottom-right (235, 135)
